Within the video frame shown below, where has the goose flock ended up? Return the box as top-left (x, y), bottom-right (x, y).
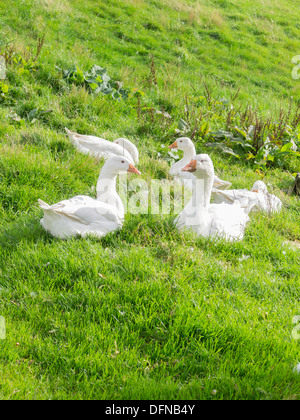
top-left (39, 130), bottom-right (283, 241)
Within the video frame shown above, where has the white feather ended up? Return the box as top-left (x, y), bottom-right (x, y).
top-left (65, 128), bottom-right (138, 164)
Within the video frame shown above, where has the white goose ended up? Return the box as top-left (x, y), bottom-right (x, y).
top-left (212, 180), bottom-right (283, 214)
top-left (169, 137), bottom-right (231, 191)
top-left (65, 128), bottom-right (139, 164)
top-left (38, 157), bottom-right (140, 239)
top-left (175, 154), bottom-right (250, 242)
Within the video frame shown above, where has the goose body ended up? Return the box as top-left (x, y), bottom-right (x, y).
top-left (175, 155), bottom-right (250, 242)
top-left (169, 138), bottom-right (231, 191)
top-left (212, 181), bottom-right (282, 214)
top-left (38, 196), bottom-right (123, 239)
top-left (39, 157), bottom-right (140, 239)
top-left (65, 128), bottom-right (139, 164)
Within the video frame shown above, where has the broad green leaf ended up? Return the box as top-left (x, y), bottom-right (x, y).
top-left (1, 83), bottom-right (8, 93)
top-left (280, 142), bottom-right (293, 152)
top-left (234, 126), bottom-right (247, 139)
top-left (89, 82), bottom-right (98, 90)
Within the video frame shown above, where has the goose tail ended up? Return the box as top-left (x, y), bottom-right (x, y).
top-left (65, 127), bottom-right (77, 140)
top-left (65, 127), bottom-right (81, 148)
top-left (38, 199), bottom-right (51, 210)
top-left (213, 177), bottom-right (232, 190)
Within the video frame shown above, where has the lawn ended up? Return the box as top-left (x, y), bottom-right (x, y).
top-left (0, 0), bottom-right (299, 400)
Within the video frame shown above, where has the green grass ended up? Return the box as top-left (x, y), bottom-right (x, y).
top-left (0, 0), bottom-right (300, 400)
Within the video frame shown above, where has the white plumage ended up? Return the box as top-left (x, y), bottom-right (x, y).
top-left (65, 128), bottom-right (139, 164)
top-left (39, 156), bottom-right (141, 239)
top-left (169, 137), bottom-right (232, 191)
top-left (212, 180), bottom-right (282, 214)
top-left (38, 196), bottom-right (122, 239)
top-left (175, 154), bottom-right (250, 242)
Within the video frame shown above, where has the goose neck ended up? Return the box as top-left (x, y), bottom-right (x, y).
top-left (125, 144), bottom-right (139, 163)
top-left (96, 167), bottom-right (118, 200)
top-left (193, 176), bottom-right (214, 208)
top-left (184, 144), bottom-right (197, 160)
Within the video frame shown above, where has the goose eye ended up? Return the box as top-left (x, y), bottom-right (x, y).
top-left (122, 160), bottom-right (125, 164)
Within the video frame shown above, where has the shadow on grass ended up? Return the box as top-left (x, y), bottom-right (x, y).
top-left (0, 213), bottom-right (179, 250)
top-left (99, 213), bottom-right (180, 248)
top-left (0, 215), bottom-right (53, 248)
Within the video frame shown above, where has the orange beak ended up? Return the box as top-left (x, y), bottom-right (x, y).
top-left (169, 141), bottom-right (178, 149)
top-left (182, 159), bottom-right (197, 173)
top-left (252, 190), bottom-right (258, 193)
top-left (128, 164), bottom-right (141, 175)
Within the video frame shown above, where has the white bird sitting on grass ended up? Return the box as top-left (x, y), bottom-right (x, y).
top-left (169, 138), bottom-right (282, 215)
top-left (65, 128), bottom-right (139, 164)
top-left (212, 180), bottom-right (283, 214)
top-left (175, 154), bottom-right (250, 242)
top-left (38, 156), bottom-right (141, 239)
top-left (169, 137), bottom-right (232, 191)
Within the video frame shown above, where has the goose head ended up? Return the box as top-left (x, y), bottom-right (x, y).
top-left (252, 181), bottom-right (268, 194)
top-left (169, 137), bottom-right (195, 153)
top-left (182, 154), bottom-right (215, 179)
top-left (101, 156), bottom-right (141, 177)
top-left (113, 138), bottom-right (139, 164)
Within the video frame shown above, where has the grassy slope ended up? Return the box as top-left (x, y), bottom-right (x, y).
top-left (0, 0), bottom-right (299, 400)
